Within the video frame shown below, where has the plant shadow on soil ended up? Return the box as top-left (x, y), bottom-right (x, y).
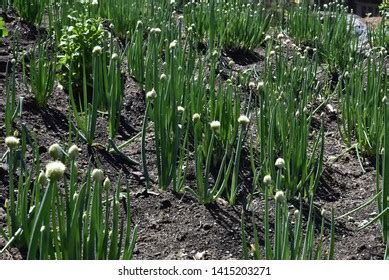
top-left (0, 12), bottom-right (386, 260)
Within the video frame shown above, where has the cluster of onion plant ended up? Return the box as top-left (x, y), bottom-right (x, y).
top-left (251, 42), bottom-right (325, 199)
top-left (241, 190), bottom-right (335, 260)
top-left (370, 95), bottom-right (389, 259)
top-left (337, 48), bottom-right (388, 157)
top-left (22, 39), bottom-right (56, 108)
top-left (286, 0), bottom-right (359, 74)
top-left (0, 139), bottom-right (138, 259)
top-left (184, 0), bottom-right (271, 51)
top-left (99, 0), bottom-right (175, 39)
top-left (367, 15), bottom-right (389, 51)
top-left (11, 0), bottom-right (47, 26)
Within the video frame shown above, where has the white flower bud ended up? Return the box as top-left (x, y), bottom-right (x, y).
top-left (5, 136), bottom-right (20, 149)
top-left (238, 115), bottom-right (250, 126)
top-left (45, 161), bottom-right (66, 181)
top-left (38, 170), bottom-right (48, 186)
top-left (177, 106), bottom-right (185, 113)
top-left (274, 191), bottom-right (285, 203)
top-left (210, 120), bottom-right (221, 130)
top-left (49, 143), bottom-right (62, 160)
top-left (68, 144), bottom-right (80, 159)
top-left (275, 158), bottom-right (285, 169)
top-left (263, 175), bottom-right (272, 185)
top-left (92, 46), bottom-right (102, 55)
top-left (91, 169), bottom-right (104, 182)
top-left (192, 113), bottom-right (200, 122)
top-left (146, 88), bottom-right (157, 100)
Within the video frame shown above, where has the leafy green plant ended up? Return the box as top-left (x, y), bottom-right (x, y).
top-left (57, 11), bottom-right (108, 95)
top-left (0, 17), bottom-right (8, 38)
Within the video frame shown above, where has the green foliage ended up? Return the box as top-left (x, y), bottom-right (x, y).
top-left (0, 17), bottom-right (8, 38)
top-left (242, 193), bottom-right (335, 260)
top-left (57, 12), bottom-right (108, 92)
top-left (22, 40), bottom-right (56, 108)
top-left (0, 139), bottom-right (138, 260)
top-left (13, 0), bottom-right (47, 26)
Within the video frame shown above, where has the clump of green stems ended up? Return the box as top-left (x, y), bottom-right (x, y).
top-left (242, 191), bottom-right (335, 260)
top-left (286, 0), bottom-right (359, 74)
top-left (0, 140), bottom-right (138, 260)
top-left (99, 0), bottom-right (175, 40)
top-left (367, 15), bottom-right (388, 51)
top-left (251, 43), bottom-right (325, 199)
top-left (12, 0), bottom-right (47, 26)
top-left (337, 49), bottom-right (388, 156)
top-left (376, 96), bottom-right (389, 258)
top-left (22, 39), bottom-right (56, 108)
top-left (184, 0), bottom-right (271, 51)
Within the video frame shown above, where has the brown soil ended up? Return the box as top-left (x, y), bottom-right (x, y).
top-left (0, 12), bottom-right (386, 260)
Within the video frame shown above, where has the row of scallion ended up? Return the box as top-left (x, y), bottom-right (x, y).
top-left (1, 0), bottom-right (388, 259)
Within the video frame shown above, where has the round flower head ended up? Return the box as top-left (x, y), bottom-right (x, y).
top-left (68, 144), bottom-right (80, 159)
top-left (177, 106), bottom-right (185, 113)
top-left (192, 113), bottom-right (200, 123)
top-left (238, 115), bottom-right (250, 126)
top-left (249, 82), bottom-right (256, 89)
top-left (91, 168), bottom-right (104, 182)
top-left (92, 46), bottom-right (102, 55)
top-left (274, 190), bottom-right (285, 203)
top-left (45, 161), bottom-right (66, 181)
top-left (275, 158), bottom-right (285, 169)
top-left (263, 174), bottom-right (272, 185)
top-left (210, 120), bottom-right (221, 130)
top-left (169, 40), bottom-right (177, 49)
top-left (160, 74), bottom-right (167, 81)
top-left (5, 136), bottom-right (20, 149)
top-left (111, 53), bottom-right (119, 60)
top-left (49, 143), bottom-right (62, 160)
top-left (38, 170), bottom-right (48, 186)
top-left (103, 177), bottom-right (111, 190)
top-left (146, 88), bottom-right (157, 100)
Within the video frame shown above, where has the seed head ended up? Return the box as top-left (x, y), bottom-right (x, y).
top-left (192, 113), bottom-right (200, 123)
top-left (210, 120), bottom-right (221, 130)
top-left (91, 168), bottom-right (104, 182)
top-left (274, 191), bottom-right (285, 203)
top-left (238, 115), bottom-right (250, 126)
top-left (146, 88), bottom-right (157, 100)
top-left (275, 158), bottom-right (285, 169)
top-left (169, 40), bottom-right (177, 49)
top-left (49, 143), bottom-right (62, 160)
top-left (103, 177), bottom-right (111, 190)
top-left (38, 170), bottom-right (48, 186)
top-left (263, 175), bottom-right (272, 185)
top-left (111, 53), bottom-right (119, 60)
top-left (5, 136), bottom-right (20, 149)
top-left (45, 161), bottom-right (66, 181)
top-left (160, 74), bottom-right (167, 80)
top-left (92, 46), bottom-right (102, 55)
top-left (68, 144), bottom-right (80, 159)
